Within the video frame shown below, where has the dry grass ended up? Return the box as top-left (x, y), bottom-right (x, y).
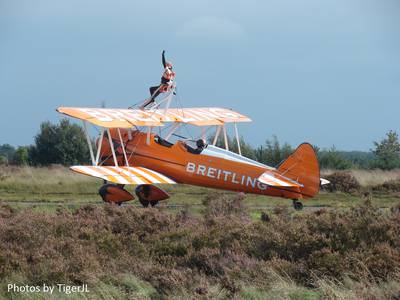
top-left (0, 166), bottom-right (100, 203)
top-left (2, 166), bottom-right (400, 210)
top-left (2, 166), bottom-right (399, 191)
top-left (322, 169), bottom-right (400, 186)
top-left (0, 165), bottom-right (98, 191)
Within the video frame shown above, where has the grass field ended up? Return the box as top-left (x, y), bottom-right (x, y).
top-left (1, 166), bottom-right (400, 211)
top-left (1, 166), bottom-right (400, 299)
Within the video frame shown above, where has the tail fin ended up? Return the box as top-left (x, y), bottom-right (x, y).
top-left (277, 143), bottom-right (320, 198)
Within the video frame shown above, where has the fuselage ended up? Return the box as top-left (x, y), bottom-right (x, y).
top-left (100, 129), bottom-right (302, 199)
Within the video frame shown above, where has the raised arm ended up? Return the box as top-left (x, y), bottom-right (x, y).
top-left (162, 50), bottom-right (166, 68)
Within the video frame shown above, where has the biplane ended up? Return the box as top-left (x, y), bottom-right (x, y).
top-left (57, 85), bottom-right (325, 210)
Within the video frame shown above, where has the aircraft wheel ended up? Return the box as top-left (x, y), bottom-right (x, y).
top-left (293, 200), bottom-right (303, 211)
top-left (150, 201), bottom-right (159, 207)
top-left (139, 197), bottom-right (150, 208)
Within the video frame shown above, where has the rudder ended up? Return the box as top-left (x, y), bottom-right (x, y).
top-left (277, 143), bottom-right (320, 198)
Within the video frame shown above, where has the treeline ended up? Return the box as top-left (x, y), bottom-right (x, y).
top-left (1, 119), bottom-right (400, 170)
top-left (0, 119), bottom-right (89, 166)
top-left (317, 131), bottom-right (400, 170)
top-left (214, 131), bottom-right (400, 170)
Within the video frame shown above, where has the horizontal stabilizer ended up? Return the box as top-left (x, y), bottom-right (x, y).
top-left (320, 178), bottom-right (330, 185)
top-left (257, 143), bottom-right (321, 199)
top-left (71, 166), bottom-right (176, 185)
top-left (258, 171), bottom-right (303, 188)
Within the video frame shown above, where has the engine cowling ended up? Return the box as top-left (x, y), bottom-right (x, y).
top-left (99, 184), bottom-right (135, 204)
top-left (135, 184), bottom-right (170, 203)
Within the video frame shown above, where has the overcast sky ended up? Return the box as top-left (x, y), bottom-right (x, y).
top-left (1, 0), bottom-right (399, 150)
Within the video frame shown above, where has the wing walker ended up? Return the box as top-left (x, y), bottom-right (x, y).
top-left (57, 52), bottom-right (327, 210)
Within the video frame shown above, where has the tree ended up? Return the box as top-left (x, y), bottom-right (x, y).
top-left (0, 155), bottom-right (8, 165)
top-left (13, 146), bottom-right (29, 165)
top-left (29, 119), bottom-right (90, 166)
top-left (235, 137), bottom-right (256, 160)
top-left (209, 134), bottom-right (257, 160)
top-left (0, 144), bottom-right (15, 162)
top-left (371, 130), bottom-right (400, 170)
top-left (318, 146), bottom-right (352, 170)
top-left (254, 135), bottom-right (293, 166)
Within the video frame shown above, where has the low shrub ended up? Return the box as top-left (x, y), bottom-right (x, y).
top-left (0, 199), bottom-right (399, 297)
top-left (323, 172), bottom-right (361, 193)
top-left (202, 192), bottom-right (249, 221)
top-left (372, 179), bottom-right (400, 193)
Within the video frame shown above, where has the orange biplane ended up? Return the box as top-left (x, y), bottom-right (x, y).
top-left (57, 85), bottom-right (327, 210)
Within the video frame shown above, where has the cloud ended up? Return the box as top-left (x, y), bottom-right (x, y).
top-left (176, 16), bottom-right (245, 41)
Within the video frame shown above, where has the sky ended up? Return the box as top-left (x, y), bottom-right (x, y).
top-left (0, 0), bottom-right (399, 150)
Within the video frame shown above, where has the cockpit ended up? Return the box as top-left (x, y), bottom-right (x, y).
top-left (183, 139), bottom-right (207, 154)
top-left (154, 135), bottom-right (173, 148)
top-left (154, 135), bottom-right (207, 155)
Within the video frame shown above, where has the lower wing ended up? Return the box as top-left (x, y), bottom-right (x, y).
top-left (71, 166), bottom-right (176, 185)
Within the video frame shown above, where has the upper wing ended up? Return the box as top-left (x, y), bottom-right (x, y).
top-left (57, 107), bottom-right (251, 128)
top-left (71, 166), bottom-right (176, 185)
top-left (162, 107), bottom-right (252, 126)
top-left (57, 107), bottom-right (164, 128)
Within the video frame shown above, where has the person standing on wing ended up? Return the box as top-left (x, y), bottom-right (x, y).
top-left (140, 50), bottom-right (175, 109)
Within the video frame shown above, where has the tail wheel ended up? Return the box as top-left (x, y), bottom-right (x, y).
top-left (292, 200), bottom-right (303, 211)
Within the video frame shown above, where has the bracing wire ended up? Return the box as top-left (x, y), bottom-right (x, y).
top-left (174, 86), bottom-right (194, 141)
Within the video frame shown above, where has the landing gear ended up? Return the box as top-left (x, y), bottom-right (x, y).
top-left (138, 197), bottom-right (150, 207)
top-left (292, 199), bottom-right (303, 211)
top-left (99, 184), bottom-right (134, 204)
top-left (135, 184), bottom-right (169, 208)
top-left (138, 198), bottom-right (158, 208)
top-left (137, 185), bottom-right (151, 208)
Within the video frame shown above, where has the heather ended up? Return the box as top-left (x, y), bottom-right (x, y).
top-left (0, 197), bottom-right (399, 299)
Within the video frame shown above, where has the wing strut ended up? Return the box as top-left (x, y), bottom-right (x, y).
top-left (234, 122), bottom-right (242, 156)
top-left (117, 128), bottom-right (129, 167)
top-left (107, 129), bottom-right (118, 167)
top-left (96, 130), bottom-right (104, 165)
top-left (201, 127), bottom-right (206, 140)
top-left (82, 120), bottom-right (95, 165)
top-left (146, 126), bottom-right (153, 145)
top-left (223, 124), bottom-right (229, 151)
top-left (213, 126), bottom-right (221, 145)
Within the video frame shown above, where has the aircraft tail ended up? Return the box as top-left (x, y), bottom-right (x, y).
top-left (276, 143), bottom-right (320, 199)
